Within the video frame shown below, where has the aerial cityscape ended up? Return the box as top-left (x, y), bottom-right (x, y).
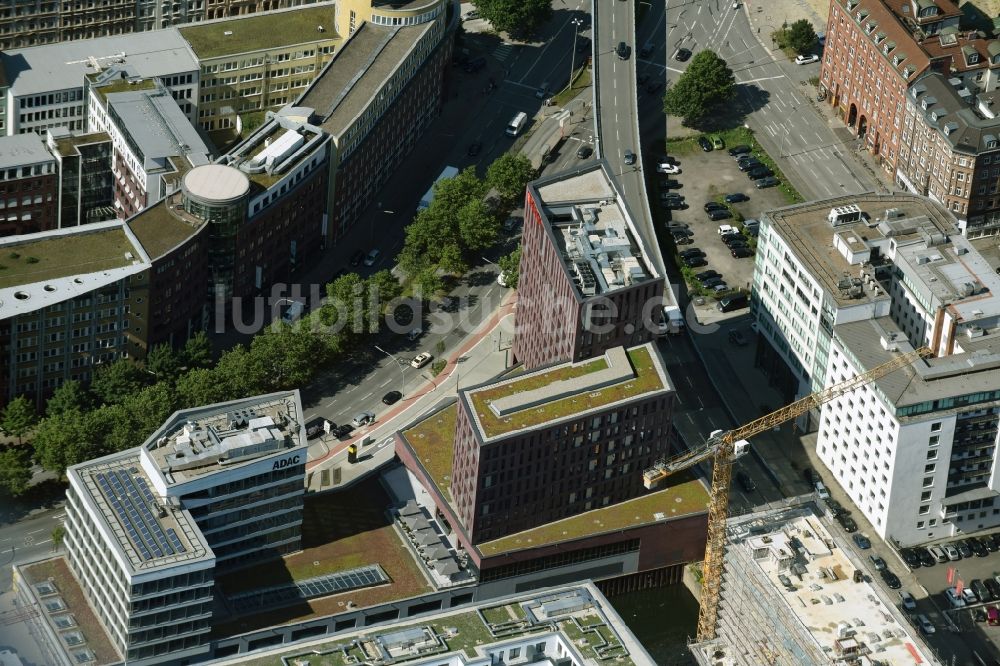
top-left (2, 0), bottom-right (1000, 664)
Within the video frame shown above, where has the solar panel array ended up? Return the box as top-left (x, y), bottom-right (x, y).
top-left (226, 565), bottom-right (389, 613)
top-left (95, 467), bottom-right (186, 562)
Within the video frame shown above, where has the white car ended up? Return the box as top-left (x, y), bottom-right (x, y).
top-left (795, 54), bottom-right (820, 65)
top-left (899, 591), bottom-right (917, 612)
top-left (497, 271), bottom-right (510, 287)
top-left (657, 162), bottom-right (681, 174)
top-left (815, 481), bottom-right (830, 500)
top-left (945, 587), bottom-right (965, 608)
top-left (717, 224), bottom-right (737, 236)
top-left (411, 352), bottom-right (434, 369)
top-left (943, 544), bottom-right (961, 561)
top-left (916, 614), bottom-right (935, 635)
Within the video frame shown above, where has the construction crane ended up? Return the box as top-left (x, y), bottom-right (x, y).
top-left (643, 345), bottom-right (932, 641)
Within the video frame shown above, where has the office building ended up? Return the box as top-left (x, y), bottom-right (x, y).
top-left (753, 192), bottom-right (1000, 545)
top-left (820, 0), bottom-right (1000, 175)
top-left (63, 390), bottom-right (307, 665)
top-left (512, 162), bottom-right (665, 370)
top-left (690, 502), bottom-right (938, 666)
top-left (46, 128), bottom-right (115, 228)
top-left (0, 133), bottom-right (57, 236)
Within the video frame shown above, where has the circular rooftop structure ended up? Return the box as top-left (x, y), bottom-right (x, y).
top-left (182, 165), bottom-right (250, 205)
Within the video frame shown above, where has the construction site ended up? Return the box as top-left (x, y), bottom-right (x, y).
top-left (688, 500), bottom-right (938, 666)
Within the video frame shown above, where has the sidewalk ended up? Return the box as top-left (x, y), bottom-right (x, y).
top-left (303, 293), bottom-right (518, 492)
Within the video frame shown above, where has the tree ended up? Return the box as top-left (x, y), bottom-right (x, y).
top-left (458, 199), bottom-right (501, 251)
top-left (783, 19), bottom-right (818, 55)
top-left (486, 153), bottom-right (536, 205)
top-left (475, 0), bottom-right (553, 40)
top-left (662, 50), bottom-right (736, 127)
top-left (182, 331), bottom-right (213, 370)
top-left (176, 368), bottom-right (229, 408)
top-left (145, 343), bottom-right (182, 382)
top-left (51, 525), bottom-right (65, 550)
top-left (213, 345), bottom-right (265, 400)
top-left (90, 359), bottom-right (151, 406)
top-left (498, 245), bottom-right (523, 289)
top-left (249, 325), bottom-right (329, 391)
top-left (46, 380), bottom-right (90, 417)
top-left (33, 409), bottom-right (104, 475)
top-left (1, 396), bottom-right (37, 445)
top-left (0, 446), bottom-right (32, 496)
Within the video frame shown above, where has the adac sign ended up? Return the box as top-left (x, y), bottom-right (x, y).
top-left (272, 454), bottom-right (301, 471)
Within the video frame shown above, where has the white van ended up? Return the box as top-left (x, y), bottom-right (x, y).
top-left (916, 614), bottom-right (935, 635)
top-left (505, 111), bottom-right (528, 137)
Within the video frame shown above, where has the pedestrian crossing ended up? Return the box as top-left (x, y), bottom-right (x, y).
top-left (492, 43), bottom-right (519, 63)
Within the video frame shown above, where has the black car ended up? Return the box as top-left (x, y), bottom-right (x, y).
top-left (731, 246), bottom-right (754, 258)
top-left (660, 179), bottom-right (681, 189)
top-left (704, 201), bottom-right (725, 212)
top-left (917, 548), bottom-right (935, 567)
top-left (826, 497), bottom-right (844, 516)
top-left (683, 256), bottom-right (707, 268)
top-left (901, 548), bottom-right (922, 569)
top-left (724, 192), bottom-right (750, 203)
top-left (662, 200), bottom-right (688, 210)
top-left (708, 208), bottom-right (733, 221)
top-left (738, 159), bottom-right (763, 172)
top-left (665, 222), bottom-right (690, 232)
top-left (837, 513), bottom-right (858, 532)
top-left (988, 534), bottom-right (1000, 551)
top-left (970, 537), bottom-right (989, 557)
top-left (675, 47), bottom-right (692, 61)
top-left (305, 418), bottom-right (328, 440)
top-left (577, 145), bottom-right (594, 159)
top-left (698, 136), bottom-right (713, 152)
top-left (802, 467), bottom-right (817, 484)
top-left (853, 533), bottom-right (872, 550)
top-left (736, 471), bottom-right (756, 492)
top-left (881, 568), bottom-right (902, 590)
top-left (756, 176), bottom-right (780, 188)
top-left (728, 145), bottom-right (752, 157)
top-left (349, 250), bottom-right (366, 266)
top-left (679, 248), bottom-right (705, 258)
top-left (869, 554), bottom-right (887, 572)
top-left (661, 192), bottom-right (685, 200)
top-left (335, 423), bottom-right (354, 439)
top-left (467, 141), bottom-right (482, 157)
top-left (723, 235), bottom-right (748, 247)
top-left (747, 166), bottom-right (774, 180)
top-left (985, 578), bottom-right (1000, 600)
top-left (695, 270), bottom-right (721, 281)
top-left (957, 540), bottom-right (974, 559)
top-left (382, 390), bottom-right (402, 405)
top-left (673, 234), bottom-right (693, 244)
top-left (702, 276), bottom-right (725, 289)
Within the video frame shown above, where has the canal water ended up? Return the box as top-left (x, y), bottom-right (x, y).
top-left (609, 585), bottom-right (700, 665)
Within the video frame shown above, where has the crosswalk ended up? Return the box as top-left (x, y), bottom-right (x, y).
top-left (491, 43), bottom-right (519, 64)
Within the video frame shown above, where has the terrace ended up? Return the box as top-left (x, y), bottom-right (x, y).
top-left (0, 226), bottom-right (138, 289)
top-left (400, 403), bottom-right (458, 502)
top-left (179, 6), bottom-right (339, 60)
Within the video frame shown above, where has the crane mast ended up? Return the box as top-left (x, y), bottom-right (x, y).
top-left (643, 345), bottom-right (932, 641)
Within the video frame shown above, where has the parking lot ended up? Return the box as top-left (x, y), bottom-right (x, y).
top-left (649, 139), bottom-right (790, 324)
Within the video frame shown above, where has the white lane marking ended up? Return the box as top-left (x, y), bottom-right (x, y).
top-left (739, 75), bottom-right (785, 84)
top-left (362, 392), bottom-right (373, 399)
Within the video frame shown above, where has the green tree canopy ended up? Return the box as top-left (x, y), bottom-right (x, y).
top-left (175, 368), bottom-right (229, 408)
top-left (1, 396), bottom-right (37, 445)
top-left (475, 0), bottom-right (553, 40)
top-left (249, 325), bottom-right (330, 392)
top-left (46, 380), bottom-right (90, 417)
top-left (458, 199), bottom-right (501, 251)
top-left (485, 153), bottom-right (536, 205)
top-left (662, 50), bottom-right (736, 127)
top-left (145, 343), bottom-right (182, 382)
top-left (182, 331), bottom-right (213, 369)
top-left (90, 358), bottom-right (151, 406)
top-left (33, 409), bottom-right (104, 475)
top-left (498, 245), bottom-right (523, 289)
top-left (784, 19), bottom-right (818, 55)
top-left (0, 446), bottom-right (32, 497)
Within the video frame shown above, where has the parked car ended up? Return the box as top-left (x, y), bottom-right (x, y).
top-left (660, 179), bottom-right (681, 189)
top-left (815, 481), bottom-right (830, 499)
top-left (576, 145), bottom-right (594, 159)
top-left (673, 234), bottom-right (693, 245)
top-left (657, 162), bottom-right (681, 174)
top-left (962, 587), bottom-right (978, 605)
top-left (927, 545), bottom-right (948, 564)
top-left (702, 276), bottom-right (726, 289)
top-left (899, 591), bottom-right (917, 612)
top-left (731, 246), bottom-right (754, 258)
top-left (665, 222), bottom-right (690, 232)
top-left (853, 533), bottom-right (872, 550)
top-left (679, 248), bottom-right (706, 259)
top-left (795, 54), bottom-right (820, 65)
top-left (349, 249), bottom-right (366, 266)
top-left (973, 579), bottom-right (994, 602)
top-left (662, 200), bottom-right (688, 210)
top-left (724, 192), bottom-right (750, 203)
top-left (985, 578), bottom-right (1000, 601)
top-left (956, 540), bottom-right (973, 559)
top-left (946, 587), bottom-right (966, 608)
top-left (698, 136), bottom-right (713, 152)
top-left (746, 166), bottom-right (774, 180)
top-left (917, 547), bottom-right (936, 567)
top-left (736, 471), bottom-right (756, 492)
top-left (723, 235), bottom-right (748, 247)
top-left (704, 201), bottom-right (726, 212)
top-left (661, 192), bottom-right (685, 201)
top-left (900, 548), bottom-right (922, 569)
top-left (710, 135), bottom-right (725, 150)
top-left (335, 423), bottom-right (354, 438)
top-left (624, 149), bottom-right (636, 165)
top-left (802, 467), bottom-right (817, 484)
top-left (738, 159), bottom-right (763, 172)
top-left (411, 352), bottom-right (433, 369)
top-left (351, 411), bottom-right (375, 427)
top-left (756, 176), bottom-right (780, 188)
top-left (683, 255), bottom-right (707, 268)
top-left (881, 568), bottom-right (901, 589)
top-left (363, 248), bottom-right (381, 266)
top-left (305, 418), bottom-right (328, 440)
top-left (943, 544), bottom-right (961, 561)
top-left (382, 391), bottom-right (402, 405)
top-left (837, 513), bottom-right (858, 533)
top-left (708, 208), bottom-right (732, 221)
top-left (728, 145), bottom-right (752, 157)
top-left (916, 614), bottom-right (935, 635)
top-left (675, 47), bottom-right (692, 61)
top-left (986, 534), bottom-right (1000, 551)
top-left (869, 554), bottom-right (887, 572)
top-left (695, 270), bottom-right (720, 281)
top-left (970, 537), bottom-right (989, 557)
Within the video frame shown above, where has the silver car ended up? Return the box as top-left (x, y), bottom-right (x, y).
top-left (351, 411), bottom-right (375, 427)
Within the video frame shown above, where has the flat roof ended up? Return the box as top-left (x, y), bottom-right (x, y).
top-left (126, 197), bottom-right (205, 259)
top-left (478, 473), bottom-right (708, 556)
top-left (104, 87), bottom-right (211, 170)
top-left (0, 133), bottom-right (54, 169)
top-left (179, 4), bottom-right (339, 60)
top-left (299, 20), bottom-right (431, 138)
top-left (51, 131), bottom-right (111, 156)
top-left (221, 112), bottom-right (327, 189)
top-left (463, 344), bottom-right (671, 440)
top-left (0, 222), bottom-right (149, 317)
top-left (224, 583), bottom-right (654, 666)
top-left (762, 193), bottom-right (958, 307)
top-left (530, 162), bottom-right (659, 299)
top-left (720, 505), bottom-right (933, 665)
top-left (3, 30), bottom-right (197, 98)
top-left (142, 392), bottom-right (307, 487)
top-left (70, 451), bottom-right (213, 574)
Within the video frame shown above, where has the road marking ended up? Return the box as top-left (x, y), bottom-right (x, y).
top-left (697, 395), bottom-right (705, 408)
top-left (380, 379), bottom-right (392, 387)
top-left (798, 132), bottom-right (807, 145)
top-left (738, 75), bottom-right (784, 84)
top-left (362, 392), bottom-right (373, 399)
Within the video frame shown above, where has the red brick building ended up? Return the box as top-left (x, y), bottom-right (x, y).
top-left (0, 133), bottom-right (58, 236)
top-left (512, 163), bottom-right (665, 370)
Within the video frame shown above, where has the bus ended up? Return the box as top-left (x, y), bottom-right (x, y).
top-left (417, 165), bottom-right (459, 211)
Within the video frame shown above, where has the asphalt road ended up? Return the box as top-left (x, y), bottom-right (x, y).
top-left (0, 508), bottom-right (65, 593)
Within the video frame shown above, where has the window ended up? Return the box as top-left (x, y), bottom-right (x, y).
top-left (927, 449), bottom-right (938, 460)
top-left (917, 521), bottom-right (925, 529)
top-left (929, 435), bottom-right (939, 445)
top-left (919, 505), bottom-right (930, 515)
top-left (923, 477), bottom-right (934, 488)
top-left (924, 463), bottom-right (935, 473)
top-left (921, 491), bottom-right (931, 501)
top-left (931, 422), bottom-right (942, 431)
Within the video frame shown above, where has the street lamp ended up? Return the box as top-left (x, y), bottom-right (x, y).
top-left (373, 344), bottom-right (406, 395)
top-left (567, 18), bottom-right (584, 94)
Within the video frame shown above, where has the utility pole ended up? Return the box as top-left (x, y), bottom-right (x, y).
top-left (567, 18), bottom-right (584, 93)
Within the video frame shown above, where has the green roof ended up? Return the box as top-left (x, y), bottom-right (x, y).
top-left (179, 6), bottom-right (338, 59)
top-left (468, 346), bottom-right (666, 439)
top-left (0, 227), bottom-right (139, 289)
top-left (401, 402), bottom-right (458, 502)
top-left (478, 472), bottom-right (709, 556)
top-left (91, 77), bottom-right (157, 100)
top-left (127, 200), bottom-right (202, 259)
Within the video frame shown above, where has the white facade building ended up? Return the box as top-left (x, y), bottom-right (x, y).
top-left (753, 193), bottom-right (1000, 546)
top-left (64, 390), bottom-right (307, 665)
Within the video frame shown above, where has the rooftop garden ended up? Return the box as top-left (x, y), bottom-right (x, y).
top-left (400, 403), bottom-right (458, 501)
top-left (0, 228), bottom-right (137, 289)
top-left (179, 6), bottom-right (338, 59)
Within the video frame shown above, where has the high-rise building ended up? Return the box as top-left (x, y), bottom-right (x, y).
top-left (752, 192), bottom-right (1000, 546)
top-left (46, 128), bottom-right (115, 228)
top-left (512, 162), bottom-right (665, 370)
top-left (0, 133), bottom-right (57, 236)
top-left (64, 390), bottom-right (307, 665)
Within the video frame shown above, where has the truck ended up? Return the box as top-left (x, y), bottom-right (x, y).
top-left (417, 165), bottom-right (459, 212)
top-left (505, 111), bottom-right (528, 138)
top-left (658, 283), bottom-right (685, 335)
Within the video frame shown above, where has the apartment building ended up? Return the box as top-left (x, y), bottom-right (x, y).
top-left (752, 192), bottom-right (1000, 546)
top-left (64, 391), bottom-right (307, 665)
top-left (86, 68), bottom-right (211, 218)
top-left (819, 0), bottom-right (1000, 173)
top-left (1, 30), bottom-right (199, 137)
top-left (897, 72), bottom-right (1000, 236)
top-left (0, 133), bottom-right (57, 236)
top-left (179, 4), bottom-right (340, 139)
top-left (46, 128), bottom-right (115, 228)
top-left (0, 0), bottom-right (322, 51)
top-left (511, 162), bottom-right (665, 370)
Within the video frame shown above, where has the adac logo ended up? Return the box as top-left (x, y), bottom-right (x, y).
top-left (272, 454), bottom-right (301, 471)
